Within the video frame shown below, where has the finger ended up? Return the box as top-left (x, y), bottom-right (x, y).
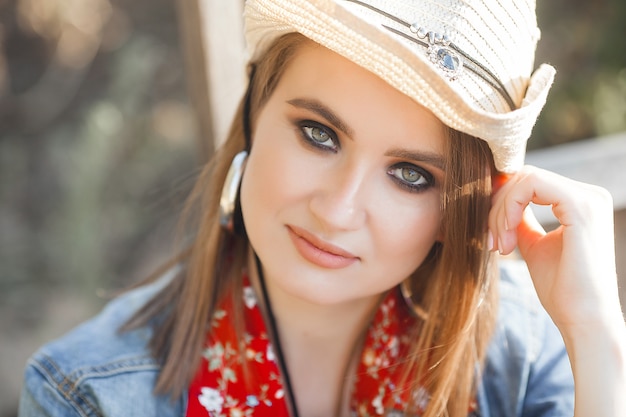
top-left (493, 167), bottom-right (571, 248)
top-left (490, 167), bottom-right (560, 254)
top-left (500, 167), bottom-right (606, 230)
top-left (516, 206), bottom-right (547, 259)
top-left (488, 174), bottom-right (514, 253)
top-left (489, 174), bottom-right (525, 255)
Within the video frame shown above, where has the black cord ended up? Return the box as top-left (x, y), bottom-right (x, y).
top-left (243, 64), bottom-right (256, 150)
top-left (254, 254), bottom-right (301, 417)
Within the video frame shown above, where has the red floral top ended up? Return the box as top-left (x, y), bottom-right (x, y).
top-left (186, 273), bottom-right (476, 416)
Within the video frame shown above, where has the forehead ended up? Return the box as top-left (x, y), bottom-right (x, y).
top-left (270, 40), bottom-right (446, 153)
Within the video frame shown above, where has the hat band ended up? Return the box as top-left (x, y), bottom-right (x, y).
top-left (344, 0), bottom-right (517, 111)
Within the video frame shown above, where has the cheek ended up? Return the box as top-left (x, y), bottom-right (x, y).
top-left (239, 135), bottom-right (306, 230)
top-left (373, 196), bottom-right (442, 270)
top-left (240, 146), bottom-right (276, 228)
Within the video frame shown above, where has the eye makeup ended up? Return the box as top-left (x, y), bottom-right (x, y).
top-left (297, 120), bottom-right (340, 152)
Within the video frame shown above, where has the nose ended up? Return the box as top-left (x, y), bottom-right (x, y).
top-left (308, 163), bottom-right (368, 232)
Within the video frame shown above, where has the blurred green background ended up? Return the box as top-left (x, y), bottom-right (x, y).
top-left (533, 0), bottom-right (626, 149)
top-left (0, 0), bottom-right (625, 415)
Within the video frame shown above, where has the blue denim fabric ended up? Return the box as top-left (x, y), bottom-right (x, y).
top-left (19, 261), bottom-right (574, 417)
top-left (18, 273), bottom-right (186, 417)
top-left (477, 261), bottom-right (574, 416)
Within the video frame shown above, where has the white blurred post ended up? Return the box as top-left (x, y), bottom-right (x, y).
top-left (198, 0), bottom-right (247, 147)
top-left (176, 0), bottom-right (246, 158)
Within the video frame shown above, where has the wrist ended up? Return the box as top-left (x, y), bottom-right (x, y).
top-left (561, 316), bottom-right (626, 417)
top-left (560, 310), bottom-right (626, 352)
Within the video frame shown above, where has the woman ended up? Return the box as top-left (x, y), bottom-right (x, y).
top-left (19, 0), bottom-right (625, 416)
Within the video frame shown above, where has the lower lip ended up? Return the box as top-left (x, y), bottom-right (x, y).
top-left (287, 228), bottom-right (358, 269)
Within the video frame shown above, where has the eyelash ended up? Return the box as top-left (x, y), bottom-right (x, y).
top-left (297, 120), bottom-right (340, 153)
top-left (387, 163), bottom-right (435, 193)
top-left (296, 119), bottom-right (435, 193)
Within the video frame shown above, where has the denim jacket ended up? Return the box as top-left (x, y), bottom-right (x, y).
top-left (19, 261), bottom-right (574, 417)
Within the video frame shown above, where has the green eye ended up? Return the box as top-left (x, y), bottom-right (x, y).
top-left (387, 163), bottom-right (433, 193)
top-left (299, 121), bottom-right (338, 152)
top-left (401, 167), bottom-right (421, 183)
top-left (308, 126), bottom-right (331, 143)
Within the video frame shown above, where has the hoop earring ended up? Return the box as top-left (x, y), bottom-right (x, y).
top-left (400, 279), bottom-right (429, 321)
top-left (219, 150), bottom-right (248, 232)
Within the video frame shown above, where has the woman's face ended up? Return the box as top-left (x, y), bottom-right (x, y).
top-left (240, 42), bottom-right (446, 307)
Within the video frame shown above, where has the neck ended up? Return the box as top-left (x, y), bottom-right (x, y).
top-left (247, 248), bottom-right (383, 417)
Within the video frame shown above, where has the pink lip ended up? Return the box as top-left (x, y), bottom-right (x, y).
top-left (287, 225), bottom-right (359, 269)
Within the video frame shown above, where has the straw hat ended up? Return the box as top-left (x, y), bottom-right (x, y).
top-left (244, 0), bottom-right (556, 173)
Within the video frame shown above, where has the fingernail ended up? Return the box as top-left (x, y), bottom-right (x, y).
top-left (498, 237), bottom-right (505, 255)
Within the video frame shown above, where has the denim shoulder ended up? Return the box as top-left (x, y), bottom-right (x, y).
top-left (18, 270), bottom-right (185, 417)
top-left (477, 259), bottom-right (575, 417)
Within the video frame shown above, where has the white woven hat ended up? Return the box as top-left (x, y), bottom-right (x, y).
top-left (244, 0), bottom-right (556, 173)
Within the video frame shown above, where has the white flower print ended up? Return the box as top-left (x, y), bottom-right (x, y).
top-left (246, 395), bottom-right (260, 407)
top-left (246, 347), bottom-right (264, 364)
top-left (222, 367), bottom-right (237, 383)
top-left (372, 389), bottom-right (384, 415)
top-left (203, 343), bottom-right (225, 372)
top-left (386, 335), bottom-right (399, 358)
top-left (203, 341), bottom-right (239, 374)
top-left (229, 408), bottom-right (243, 417)
top-left (266, 343), bottom-right (276, 362)
top-left (243, 286), bottom-right (257, 309)
top-left (199, 387), bottom-right (224, 414)
top-left (211, 309), bottom-right (227, 327)
top-left (412, 386), bottom-right (430, 411)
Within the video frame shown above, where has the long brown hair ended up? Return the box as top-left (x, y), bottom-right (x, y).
top-left (404, 126), bottom-right (498, 417)
top-left (125, 33), bottom-right (498, 417)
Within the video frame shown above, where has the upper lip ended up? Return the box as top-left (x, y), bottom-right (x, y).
top-left (287, 225), bottom-right (359, 259)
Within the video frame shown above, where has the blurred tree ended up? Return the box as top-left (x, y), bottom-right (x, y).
top-left (534, 0), bottom-right (626, 149)
top-left (0, 0), bottom-right (196, 413)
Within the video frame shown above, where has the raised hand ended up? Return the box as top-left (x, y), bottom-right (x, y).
top-left (489, 165), bottom-right (626, 417)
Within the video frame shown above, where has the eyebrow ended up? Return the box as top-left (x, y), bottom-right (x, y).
top-left (385, 148), bottom-right (446, 172)
top-left (287, 98), bottom-right (355, 137)
top-left (287, 97), bottom-right (445, 171)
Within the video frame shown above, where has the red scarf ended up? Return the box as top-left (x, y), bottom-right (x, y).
top-left (186, 273), bottom-right (476, 416)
